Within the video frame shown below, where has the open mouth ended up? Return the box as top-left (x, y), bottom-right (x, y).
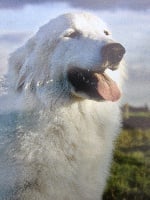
top-left (67, 67), bottom-right (121, 102)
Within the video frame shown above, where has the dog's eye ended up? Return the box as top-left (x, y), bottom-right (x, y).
top-left (104, 30), bottom-right (110, 36)
top-left (64, 31), bottom-right (81, 39)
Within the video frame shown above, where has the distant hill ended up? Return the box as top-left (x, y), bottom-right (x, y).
top-left (122, 104), bottom-right (150, 130)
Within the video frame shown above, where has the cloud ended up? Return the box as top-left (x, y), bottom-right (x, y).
top-left (0, 32), bottom-right (30, 75)
top-left (0, 0), bottom-right (150, 10)
top-left (0, 32), bottom-right (28, 44)
top-left (123, 74), bottom-right (150, 107)
top-left (0, 48), bottom-right (8, 75)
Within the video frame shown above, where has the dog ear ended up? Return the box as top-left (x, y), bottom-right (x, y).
top-left (8, 49), bottom-right (28, 92)
top-left (16, 72), bottom-right (27, 91)
top-left (8, 37), bottom-right (36, 91)
top-left (16, 67), bottom-right (35, 92)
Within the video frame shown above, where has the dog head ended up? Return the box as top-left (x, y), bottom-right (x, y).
top-left (8, 12), bottom-right (125, 106)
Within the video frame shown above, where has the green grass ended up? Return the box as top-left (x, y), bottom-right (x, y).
top-left (123, 111), bottom-right (150, 118)
top-left (103, 129), bottom-right (150, 200)
top-left (129, 112), bottom-right (150, 118)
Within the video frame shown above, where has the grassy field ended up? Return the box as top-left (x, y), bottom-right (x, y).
top-left (103, 111), bottom-right (150, 200)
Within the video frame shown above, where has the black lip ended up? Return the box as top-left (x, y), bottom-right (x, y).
top-left (67, 67), bottom-right (103, 100)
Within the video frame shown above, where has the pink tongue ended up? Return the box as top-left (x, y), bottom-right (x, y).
top-left (95, 73), bottom-right (121, 102)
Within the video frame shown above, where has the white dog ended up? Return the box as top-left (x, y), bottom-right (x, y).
top-left (0, 12), bottom-right (125, 200)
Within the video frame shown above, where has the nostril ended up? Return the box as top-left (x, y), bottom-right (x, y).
top-left (106, 43), bottom-right (125, 55)
top-left (115, 43), bottom-right (126, 56)
top-left (101, 43), bottom-right (125, 65)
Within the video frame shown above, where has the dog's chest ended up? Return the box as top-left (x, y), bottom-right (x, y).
top-left (41, 104), bottom-right (115, 198)
top-left (18, 102), bottom-right (120, 199)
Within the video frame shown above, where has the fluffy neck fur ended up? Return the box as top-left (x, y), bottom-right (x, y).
top-left (12, 100), bottom-right (121, 200)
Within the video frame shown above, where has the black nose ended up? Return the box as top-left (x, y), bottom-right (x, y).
top-left (101, 43), bottom-right (126, 66)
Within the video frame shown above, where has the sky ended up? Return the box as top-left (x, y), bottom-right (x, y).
top-left (0, 0), bottom-right (150, 107)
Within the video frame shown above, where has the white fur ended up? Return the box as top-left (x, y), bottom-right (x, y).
top-left (1, 12), bottom-right (125, 200)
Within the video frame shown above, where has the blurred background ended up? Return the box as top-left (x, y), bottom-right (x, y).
top-left (0, 0), bottom-right (149, 199)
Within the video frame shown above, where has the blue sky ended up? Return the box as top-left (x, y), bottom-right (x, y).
top-left (0, 0), bottom-right (149, 107)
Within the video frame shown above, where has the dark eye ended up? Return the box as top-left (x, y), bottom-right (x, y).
top-left (64, 31), bottom-right (81, 39)
top-left (104, 30), bottom-right (110, 36)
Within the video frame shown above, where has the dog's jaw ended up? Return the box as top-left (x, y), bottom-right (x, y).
top-left (67, 67), bottom-right (121, 102)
